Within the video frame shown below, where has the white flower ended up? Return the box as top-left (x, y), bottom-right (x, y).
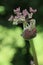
top-left (13, 18), bottom-right (18, 25)
top-left (28, 13), bottom-right (33, 18)
top-left (8, 15), bottom-right (13, 21)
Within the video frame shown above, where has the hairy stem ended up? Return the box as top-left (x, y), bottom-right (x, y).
top-left (29, 40), bottom-right (38, 65)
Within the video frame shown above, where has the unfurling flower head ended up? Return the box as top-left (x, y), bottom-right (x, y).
top-left (22, 28), bottom-right (37, 40)
top-left (8, 7), bottom-right (37, 40)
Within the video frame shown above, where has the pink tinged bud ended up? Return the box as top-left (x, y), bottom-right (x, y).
top-left (16, 12), bottom-right (22, 17)
top-left (8, 15), bottom-right (13, 21)
top-left (22, 28), bottom-right (37, 39)
top-left (29, 7), bottom-right (37, 13)
top-left (22, 9), bottom-right (29, 17)
top-left (13, 7), bottom-right (20, 13)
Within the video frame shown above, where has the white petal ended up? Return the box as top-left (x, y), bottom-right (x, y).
top-left (28, 13), bottom-right (33, 18)
top-left (13, 19), bottom-right (18, 25)
top-left (30, 19), bottom-right (36, 29)
top-left (8, 15), bottom-right (13, 21)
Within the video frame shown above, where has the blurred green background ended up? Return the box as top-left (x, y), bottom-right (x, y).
top-left (0, 0), bottom-right (43, 65)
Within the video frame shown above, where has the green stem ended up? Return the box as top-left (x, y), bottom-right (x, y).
top-left (29, 40), bottom-right (38, 65)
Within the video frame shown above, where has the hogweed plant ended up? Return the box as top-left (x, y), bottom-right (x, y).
top-left (8, 7), bottom-right (38, 65)
top-left (8, 7), bottom-right (37, 40)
